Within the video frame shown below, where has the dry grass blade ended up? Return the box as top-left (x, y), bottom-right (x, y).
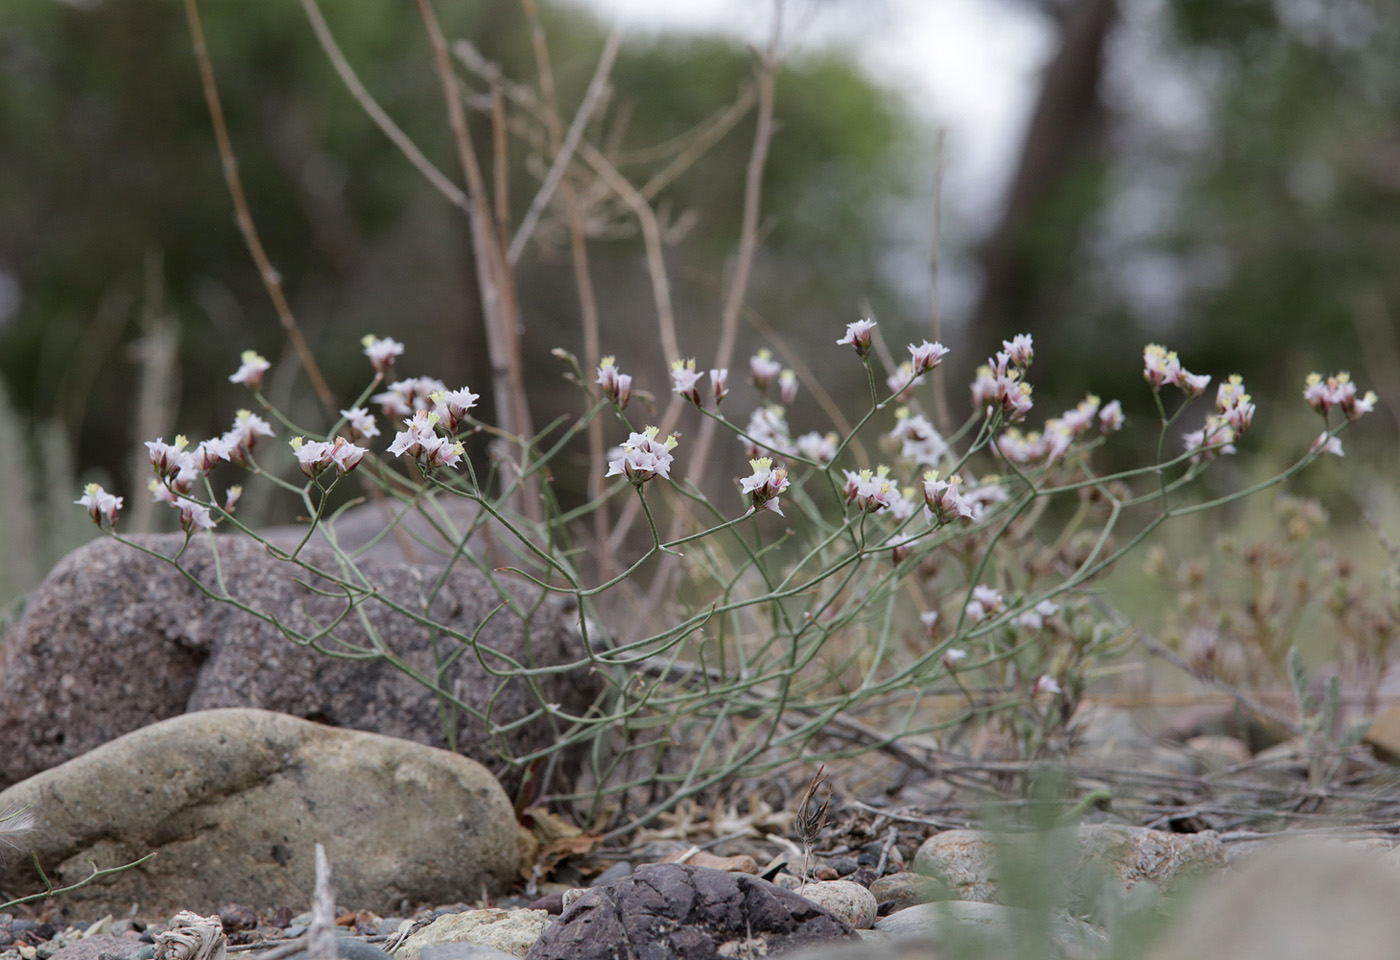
top-left (793, 764), bottom-right (830, 882)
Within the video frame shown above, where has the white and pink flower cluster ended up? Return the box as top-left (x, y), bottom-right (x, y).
top-left (1304, 371), bottom-right (1377, 458)
top-left (971, 335), bottom-right (1036, 424)
top-left (740, 457), bottom-right (790, 516)
top-left (1143, 344), bottom-right (1210, 398)
top-left (138, 407), bottom-right (286, 532)
top-left (993, 394), bottom-right (1123, 466)
top-left (606, 426), bottom-right (679, 484)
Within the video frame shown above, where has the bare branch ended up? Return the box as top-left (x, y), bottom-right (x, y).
top-left (182, 0), bottom-right (337, 419)
top-left (509, 29), bottom-right (623, 265)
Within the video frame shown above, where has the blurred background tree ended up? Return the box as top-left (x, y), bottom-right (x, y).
top-left (0, 0), bottom-right (1396, 604)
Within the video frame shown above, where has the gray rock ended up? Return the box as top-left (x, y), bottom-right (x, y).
top-left (420, 946), bottom-right (520, 960)
top-left (283, 942), bottom-right (395, 960)
top-left (0, 709), bottom-right (518, 916)
top-left (875, 901), bottom-right (1103, 958)
top-left (524, 863), bottom-right (861, 960)
top-left (1145, 839), bottom-right (1400, 960)
top-left (392, 910), bottom-right (552, 960)
top-left (794, 881), bottom-right (878, 929)
top-left (868, 872), bottom-right (949, 910)
top-left (0, 534), bottom-right (600, 789)
top-left (44, 937), bottom-right (144, 960)
top-left (914, 825), bottom-right (1224, 905)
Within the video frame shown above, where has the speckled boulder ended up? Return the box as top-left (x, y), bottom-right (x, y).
top-left (0, 533), bottom-right (600, 789)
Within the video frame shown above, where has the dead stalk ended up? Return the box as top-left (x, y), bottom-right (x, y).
top-left (519, 0), bottom-right (614, 572)
top-left (415, 0), bottom-right (538, 520)
top-left (182, 0), bottom-right (337, 420)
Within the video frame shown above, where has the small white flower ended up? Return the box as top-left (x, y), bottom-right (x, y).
top-left (710, 368), bottom-right (730, 405)
top-left (743, 405), bottom-right (796, 458)
top-left (1001, 334), bottom-right (1033, 368)
top-left (964, 585), bottom-right (1004, 625)
top-left (1013, 600), bottom-right (1059, 631)
top-left (909, 340), bottom-right (950, 375)
top-left (750, 349), bottom-right (782, 392)
top-left (836, 319), bottom-right (877, 357)
top-left (145, 435), bottom-right (190, 480)
top-left (778, 369), bottom-right (798, 406)
top-left (1099, 399), bottom-right (1125, 432)
top-left (290, 437), bottom-right (335, 479)
top-left (340, 407), bottom-right (380, 440)
top-left (596, 356), bottom-right (633, 409)
top-left (328, 437), bottom-right (366, 475)
top-left (1311, 432), bottom-right (1344, 458)
top-left (919, 610), bottom-right (940, 635)
top-left (606, 426), bottom-right (679, 484)
top-left (229, 350), bottom-right (271, 391)
top-left (941, 648), bottom-right (967, 670)
top-left (387, 410), bottom-right (440, 460)
top-left (740, 457), bottom-right (790, 516)
top-left (75, 483), bottom-right (122, 526)
top-left (672, 358), bottom-right (704, 406)
top-left (222, 410), bottom-right (275, 466)
top-left (1033, 674), bottom-right (1063, 697)
top-left (842, 466), bottom-right (897, 513)
top-left (922, 471), bottom-right (973, 526)
top-left (432, 387), bottom-right (480, 433)
top-left (361, 334), bottom-right (405, 375)
top-left (795, 431), bottom-right (838, 463)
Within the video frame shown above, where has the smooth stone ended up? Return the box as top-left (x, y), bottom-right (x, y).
top-left (914, 824), bottom-right (1225, 904)
top-left (0, 709), bottom-right (518, 916)
top-left (869, 871), bottom-right (949, 909)
top-left (876, 901), bottom-right (1104, 957)
top-left (1145, 839), bottom-right (1400, 960)
top-left (283, 942), bottom-right (394, 960)
top-left (420, 946), bottom-right (519, 960)
top-left (391, 910), bottom-right (552, 960)
top-left (794, 880), bottom-right (879, 929)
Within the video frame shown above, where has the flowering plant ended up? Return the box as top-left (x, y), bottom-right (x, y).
top-left (79, 318), bottom-right (1375, 833)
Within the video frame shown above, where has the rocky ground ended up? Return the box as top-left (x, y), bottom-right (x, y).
top-left (7, 531), bottom-right (1400, 957)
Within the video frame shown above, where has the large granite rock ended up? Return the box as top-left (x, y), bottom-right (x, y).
top-left (525, 863), bottom-right (861, 959)
top-left (0, 533), bottom-right (601, 789)
top-left (0, 709), bottom-right (519, 917)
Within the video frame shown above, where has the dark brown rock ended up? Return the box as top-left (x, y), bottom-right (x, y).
top-left (0, 533), bottom-right (600, 789)
top-left (524, 863), bottom-right (861, 960)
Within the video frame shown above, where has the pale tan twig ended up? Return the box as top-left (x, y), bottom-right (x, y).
top-left (183, 0), bottom-right (337, 419)
top-left (685, 3), bottom-right (784, 499)
top-left (927, 128), bottom-right (951, 436)
top-left (508, 28), bottom-right (622, 265)
top-left (299, 0), bottom-right (468, 210)
top-left (415, 0), bottom-right (538, 519)
top-left (519, 0), bottom-right (613, 572)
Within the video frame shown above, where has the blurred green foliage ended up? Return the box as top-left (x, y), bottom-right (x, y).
top-left (0, 0), bottom-right (909, 518)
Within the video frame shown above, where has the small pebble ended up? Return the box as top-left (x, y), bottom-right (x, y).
top-left (216, 905), bottom-right (257, 933)
top-left (525, 892), bottom-right (564, 915)
top-left (830, 857), bottom-right (859, 877)
top-left (814, 866), bottom-right (840, 881)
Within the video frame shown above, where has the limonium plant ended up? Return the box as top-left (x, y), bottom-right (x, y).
top-left (77, 323), bottom-right (1376, 834)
